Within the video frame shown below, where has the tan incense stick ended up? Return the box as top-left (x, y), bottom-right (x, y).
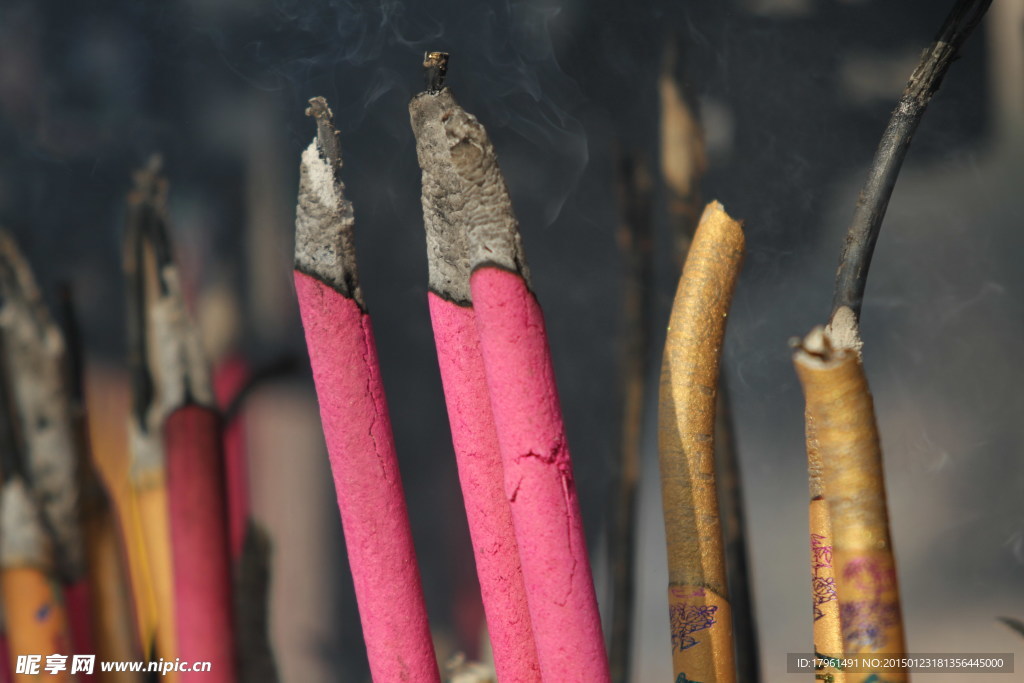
top-left (793, 328), bottom-right (906, 683)
top-left (659, 201), bottom-right (743, 682)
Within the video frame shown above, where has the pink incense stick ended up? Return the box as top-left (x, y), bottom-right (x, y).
top-left (443, 93), bottom-right (611, 680)
top-left (294, 97), bottom-right (439, 682)
top-left (409, 71), bottom-right (540, 682)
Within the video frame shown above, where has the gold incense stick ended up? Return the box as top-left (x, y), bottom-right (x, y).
top-left (793, 328), bottom-right (907, 683)
top-left (659, 201), bottom-right (743, 682)
top-left (806, 411), bottom-right (845, 682)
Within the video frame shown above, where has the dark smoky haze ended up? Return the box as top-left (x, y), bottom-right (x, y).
top-left (1, 0), bottom-right (1022, 680)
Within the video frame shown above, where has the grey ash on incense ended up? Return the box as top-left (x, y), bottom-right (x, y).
top-left (295, 96), bottom-right (364, 308)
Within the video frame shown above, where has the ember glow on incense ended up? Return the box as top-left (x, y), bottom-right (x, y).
top-left (421, 64), bottom-right (611, 680)
top-left (658, 201), bottom-right (743, 683)
top-left (409, 54), bottom-right (541, 682)
top-left (124, 160), bottom-right (237, 681)
top-left (293, 96), bottom-right (440, 682)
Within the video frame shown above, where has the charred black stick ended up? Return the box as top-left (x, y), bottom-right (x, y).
top-left (830, 0), bottom-right (992, 335)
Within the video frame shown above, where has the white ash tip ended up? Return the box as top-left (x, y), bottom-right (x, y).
top-left (825, 305), bottom-right (864, 354)
top-left (294, 136), bottom-right (363, 305)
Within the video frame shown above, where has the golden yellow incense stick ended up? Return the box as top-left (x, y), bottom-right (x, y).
top-left (793, 328), bottom-right (906, 683)
top-left (805, 412), bottom-right (845, 682)
top-left (659, 201), bottom-right (743, 682)
top-left (123, 160), bottom-right (178, 672)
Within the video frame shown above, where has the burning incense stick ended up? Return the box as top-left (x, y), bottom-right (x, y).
top-left (830, 0), bottom-right (992, 342)
top-left (124, 160), bottom-right (236, 681)
top-left (439, 95), bottom-right (609, 681)
top-left (409, 63), bottom-right (540, 682)
top-left (659, 201), bottom-right (743, 683)
top-left (294, 96), bottom-right (439, 682)
top-left (793, 329), bottom-right (906, 682)
top-left (804, 412), bottom-right (844, 682)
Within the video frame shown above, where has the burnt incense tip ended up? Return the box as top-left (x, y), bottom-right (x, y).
top-left (306, 96), bottom-right (343, 178)
top-left (295, 97), bottom-right (363, 306)
top-left (442, 107), bottom-right (531, 286)
top-left (423, 51), bottom-right (449, 94)
top-left (793, 324), bottom-right (857, 371)
top-left (409, 88), bottom-right (472, 304)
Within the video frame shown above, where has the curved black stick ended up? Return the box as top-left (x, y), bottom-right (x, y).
top-left (831, 0), bottom-right (992, 323)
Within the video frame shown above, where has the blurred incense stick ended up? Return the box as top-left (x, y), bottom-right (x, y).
top-left (658, 202), bottom-right (744, 683)
top-left (123, 158), bottom-right (179, 670)
top-left (0, 315), bottom-right (72, 679)
top-left (0, 233), bottom-right (86, 590)
top-left (659, 36), bottom-right (707, 266)
top-left (126, 159), bottom-right (236, 682)
top-left (59, 284), bottom-right (144, 678)
top-left (607, 151), bottom-right (653, 683)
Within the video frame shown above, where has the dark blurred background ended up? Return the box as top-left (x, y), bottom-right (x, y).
top-left (1, 0), bottom-right (1021, 680)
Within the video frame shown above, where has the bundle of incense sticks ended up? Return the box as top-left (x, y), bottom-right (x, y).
top-left (293, 97), bottom-right (439, 681)
top-left (123, 159), bottom-right (236, 682)
top-left (659, 201), bottom-right (744, 683)
top-left (408, 53), bottom-right (609, 681)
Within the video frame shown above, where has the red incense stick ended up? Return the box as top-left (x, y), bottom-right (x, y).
top-left (441, 97), bottom-right (610, 680)
top-left (409, 57), bottom-right (540, 682)
top-left (294, 97), bottom-right (439, 682)
top-left (164, 405), bottom-right (234, 681)
top-left (214, 355), bottom-right (250, 561)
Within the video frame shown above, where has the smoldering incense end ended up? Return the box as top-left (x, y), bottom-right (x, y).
top-left (295, 96), bottom-right (364, 308)
top-left (410, 75), bottom-right (471, 305)
top-left (423, 51), bottom-right (449, 94)
top-left (443, 106), bottom-right (531, 287)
